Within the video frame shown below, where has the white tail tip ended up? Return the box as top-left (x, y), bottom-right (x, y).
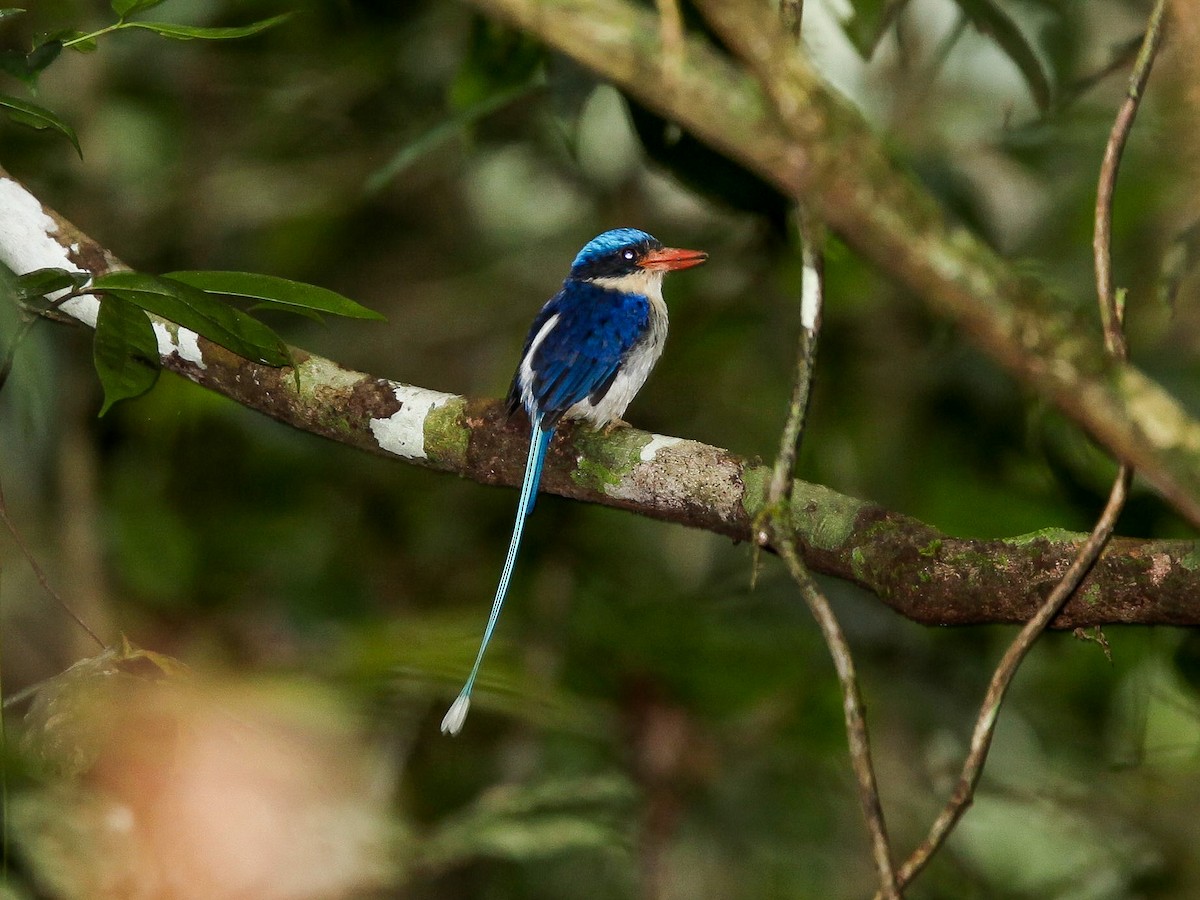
top-left (440, 694), bottom-right (471, 735)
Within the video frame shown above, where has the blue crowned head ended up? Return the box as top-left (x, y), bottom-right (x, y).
top-left (572, 228), bottom-right (658, 269)
top-left (567, 228), bottom-right (708, 283)
top-left (568, 228), bottom-right (660, 280)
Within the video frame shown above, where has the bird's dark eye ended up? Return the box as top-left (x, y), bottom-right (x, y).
top-left (622, 250), bottom-right (635, 261)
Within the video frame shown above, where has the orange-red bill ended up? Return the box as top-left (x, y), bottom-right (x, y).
top-left (639, 246), bottom-right (708, 271)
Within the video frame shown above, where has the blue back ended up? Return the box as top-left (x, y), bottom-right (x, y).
top-left (512, 282), bottom-right (650, 427)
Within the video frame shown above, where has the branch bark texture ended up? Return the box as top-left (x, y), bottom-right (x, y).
top-left (0, 171), bottom-right (1196, 628)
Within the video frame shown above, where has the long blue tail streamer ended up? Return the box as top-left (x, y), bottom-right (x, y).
top-left (441, 420), bottom-right (554, 734)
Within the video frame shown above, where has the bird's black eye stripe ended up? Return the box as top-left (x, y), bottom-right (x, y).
top-left (570, 238), bottom-right (663, 280)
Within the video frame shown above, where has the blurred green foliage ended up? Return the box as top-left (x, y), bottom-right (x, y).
top-left (1, 0), bottom-right (1200, 897)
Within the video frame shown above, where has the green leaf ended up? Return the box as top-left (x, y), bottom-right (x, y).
top-left (164, 271), bottom-right (385, 321)
top-left (15, 268), bottom-right (88, 302)
top-left (956, 0), bottom-right (1052, 112)
top-left (423, 776), bottom-right (636, 868)
top-left (841, 0), bottom-right (905, 59)
top-left (450, 18), bottom-right (544, 111)
top-left (126, 14), bottom-right (290, 41)
top-left (93, 293), bottom-right (161, 415)
top-left (0, 50), bottom-right (30, 80)
top-left (0, 51), bottom-right (27, 82)
top-left (0, 258), bottom-right (18, 303)
top-left (91, 272), bottom-right (291, 367)
top-left (1158, 218), bottom-right (1200, 311)
top-left (0, 9), bottom-right (25, 22)
top-left (25, 39), bottom-right (62, 76)
top-left (0, 38), bottom-right (61, 83)
top-left (0, 94), bottom-right (80, 156)
top-left (248, 301), bottom-right (324, 323)
top-left (111, 0), bottom-right (166, 17)
top-left (366, 82), bottom-right (537, 194)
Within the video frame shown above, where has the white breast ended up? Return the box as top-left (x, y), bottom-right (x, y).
top-left (567, 271), bottom-right (668, 427)
top-left (516, 313), bottom-right (560, 419)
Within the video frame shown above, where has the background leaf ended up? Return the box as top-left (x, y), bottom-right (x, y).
top-left (15, 267), bottom-right (88, 301)
top-left (956, 0), bottom-right (1052, 112)
top-left (24, 39), bottom-right (62, 76)
top-left (93, 293), bottom-right (161, 415)
top-left (111, 0), bottom-right (166, 18)
top-left (0, 258), bottom-right (18, 304)
top-left (840, 0), bottom-right (905, 59)
top-left (0, 93), bottom-right (80, 155)
top-left (422, 777), bottom-right (635, 868)
top-left (92, 272), bottom-right (291, 366)
top-left (449, 18), bottom-right (543, 110)
top-left (126, 15), bottom-right (289, 42)
top-left (0, 40), bottom-right (61, 85)
top-left (164, 271), bottom-right (385, 321)
top-left (367, 82), bottom-right (539, 195)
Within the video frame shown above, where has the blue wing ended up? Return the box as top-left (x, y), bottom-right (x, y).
top-left (507, 282), bottom-right (650, 427)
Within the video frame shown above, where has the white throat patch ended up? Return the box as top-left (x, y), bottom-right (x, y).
top-left (588, 269), bottom-right (666, 297)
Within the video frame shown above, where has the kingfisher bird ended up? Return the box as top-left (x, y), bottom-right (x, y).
top-left (441, 228), bottom-right (707, 735)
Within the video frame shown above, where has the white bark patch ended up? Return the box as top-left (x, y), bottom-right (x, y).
top-left (640, 433), bottom-right (682, 462)
top-left (800, 262), bottom-right (820, 330)
top-left (0, 178), bottom-right (211, 369)
top-left (0, 177), bottom-right (101, 327)
top-left (1149, 553), bottom-right (1171, 586)
top-left (369, 385), bottom-right (456, 459)
top-left (152, 321), bottom-right (208, 370)
top-left (174, 329), bottom-right (205, 367)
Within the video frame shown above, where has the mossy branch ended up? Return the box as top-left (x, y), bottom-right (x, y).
top-left (1, 170), bottom-right (1196, 628)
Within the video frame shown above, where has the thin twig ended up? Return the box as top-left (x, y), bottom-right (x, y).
top-left (883, 1), bottom-right (1166, 892)
top-left (765, 210), bottom-right (824, 508)
top-left (1094, 0), bottom-right (1168, 360)
top-left (754, 3), bottom-right (898, 888)
top-left (0, 477), bottom-right (105, 649)
top-left (773, 535), bottom-right (900, 898)
top-left (760, 209), bottom-right (899, 897)
top-left (884, 469), bottom-right (1129, 893)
